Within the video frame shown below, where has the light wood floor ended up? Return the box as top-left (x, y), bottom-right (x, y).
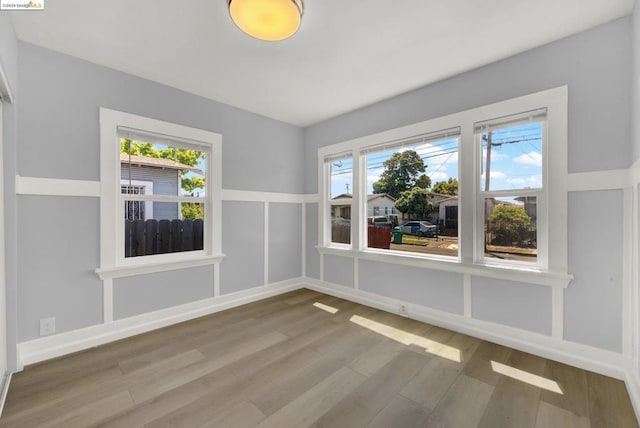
top-left (1, 289), bottom-right (637, 427)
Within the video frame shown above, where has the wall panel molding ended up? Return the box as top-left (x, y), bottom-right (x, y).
top-left (17, 278), bottom-right (303, 368)
top-left (304, 277), bottom-right (630, 381)
top-left (15, 175), bottom-right (100, 197)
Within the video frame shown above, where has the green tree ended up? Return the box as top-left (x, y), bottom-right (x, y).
top-left (415, 174), bottom-right (431, 189)
top-left (372, 150), bottom-right (427, 199)
top-left (121, 139), bottom-right (205, 219)
top-left (181, 203), bottom-right (204, 220)
top-left (488, 204), bottom-right (532, 245)
top-left (181, 177), bottom-right (206, 195)
top-left (432, 177), bottom-right (458, 195)
top-left (121, 139), bottom-right (205, 171)
top-left (395, 187), bottom-right (434, 219)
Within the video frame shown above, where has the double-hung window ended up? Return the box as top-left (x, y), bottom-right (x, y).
top-left (97, 108), bottom-right (223, 278)
top-left (360, 129), bottom-right (460, 257)
top-left (318, 86), bottom-right (569, 284)
top-left (475, 109), bottom-right (547, 268)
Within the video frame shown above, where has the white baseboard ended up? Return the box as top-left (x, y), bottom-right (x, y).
top-left (17, 278), bottom-right (304, 368)
top-left (0, 372), bottom-right (11, 419)
top-left (303, 277), bottom-right (631, 381)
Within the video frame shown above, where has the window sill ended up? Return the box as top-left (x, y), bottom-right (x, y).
top-left (95, 254), bottom-right (225, 280)
top-left (316, 246), bottom-right (572, 288)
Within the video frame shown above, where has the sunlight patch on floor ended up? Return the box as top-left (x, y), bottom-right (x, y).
top-left (491, 360), bottom-right (563, 394)
top-left (349, 314), bottom-right (461, 362)
top-left (313, 302), bottom-right (339, 314)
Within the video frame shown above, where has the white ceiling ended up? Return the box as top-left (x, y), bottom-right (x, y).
top-left (10, 0), bottom-right (635, 127)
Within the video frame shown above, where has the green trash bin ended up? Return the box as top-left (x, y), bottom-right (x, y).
top-left (392, 227), bottom-right (403, 244)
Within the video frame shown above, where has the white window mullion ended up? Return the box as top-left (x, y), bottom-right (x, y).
top-left (459, 123), bottom-right (476, 264)
top-left (352, 149), bottom-right (362, 250)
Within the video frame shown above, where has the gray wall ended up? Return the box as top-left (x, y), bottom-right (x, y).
top-left (13, 43), bottom-right (305, 342)
top-left (565, 191), bottom-right (624, 352)
top-left (304, 18), bottom-right (631, 352)
top-left (17, 42), bottom-right (304, 193)
top-left (305, 203), bottom-right (320, 279)
top-left (0, 13), bottom-right (19, 371)
top-left (113, 266), bottom-right (214, 320)
top-left (359, 260), bottom-right (464, 315)
top-left (268, 202), bottom-right (302, 284)
top-left (633, 3), bottom-right (640, 164)
top-left (220, 201), bottom-right (265, 295)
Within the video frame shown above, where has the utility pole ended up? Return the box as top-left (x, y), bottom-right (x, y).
top-left (484, 131), bottom-right (492, 192)
top-left (483, 131), bottom-right (492, 251)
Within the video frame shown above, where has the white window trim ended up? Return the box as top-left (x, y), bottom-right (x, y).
top-left (317, 86), bottom-right (570, 287)
top-left (120, 179), bottom-right (154, 220)
top-left (97, 108), bottom-right (223, 279)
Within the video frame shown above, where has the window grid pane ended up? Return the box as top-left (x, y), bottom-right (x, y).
top-left (483, 196), bottom-right (537, 263)
top-left (364, 133), bottom-right (459, 256)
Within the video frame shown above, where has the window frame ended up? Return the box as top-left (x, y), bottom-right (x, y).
top-left (474, 113), bottom-right (547, 270)
top-left (96, 108), bottom-right (223, 279)
top-left (317, 86), bottom-right (570, 286)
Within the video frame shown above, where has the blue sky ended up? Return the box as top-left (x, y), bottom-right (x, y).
top-left (330, 121), bottom-right (543, 198)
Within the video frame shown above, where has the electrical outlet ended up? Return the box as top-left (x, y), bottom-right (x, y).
top-left (399, 304), bottom-right (408, 316)
top-left (39, 317), bottom-right (56, 336)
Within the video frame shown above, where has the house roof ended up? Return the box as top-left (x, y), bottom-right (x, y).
top-left (120, 153), bottom-right (203, 174)
top-left (331, 193), bottom-right (397, 202)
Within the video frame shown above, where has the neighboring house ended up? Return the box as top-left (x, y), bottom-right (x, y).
top-left (331, 193), bottom-right (399, 221)
top-left (367, 194), bottom-right (398, 218)
top-left (436, 195), bottom-right (459, 234)
top-left (120, 153), bottom-right (202, 221)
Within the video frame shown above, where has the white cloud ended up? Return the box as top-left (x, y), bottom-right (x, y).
top-left (507, 174), bottom-right (542, 189)
top-left (483, 149), bottom-right (507, 161)
top-left (490, 171), bottom-right (507, 179)
top-left (514, 151), bottom-right (542, 167)
top-left (429, 171), bottom-right (449, 181)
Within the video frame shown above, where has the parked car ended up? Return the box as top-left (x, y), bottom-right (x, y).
top-left (401, 221), bottom-right (438, 237)
top-left (368, 216), bottom-right (393, 227)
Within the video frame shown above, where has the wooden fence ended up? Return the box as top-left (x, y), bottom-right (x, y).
top-left (125, 219), bottom-right (204, 257)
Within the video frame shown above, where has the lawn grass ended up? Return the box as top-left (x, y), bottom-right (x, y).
top-left (400, 234), bottom-right (432, 246)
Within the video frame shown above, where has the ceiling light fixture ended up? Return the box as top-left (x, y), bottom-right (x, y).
top-left (228, 0), bottom-right (303, 41)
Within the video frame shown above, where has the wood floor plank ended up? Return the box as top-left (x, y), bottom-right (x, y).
top-left (310, 323), bottom-right (384, 364)
top-left (540, 359), bottom-right (589, 417)
top-left (366, 395), bottom-right (431, 428)
top-left (196, 401), bottom-right (266, 428)
top-left (586, 371), bottom-right (639, 428)
top-left (314, 350), bottom-right (430, 427)
top-left (225, 318), bottom-right (343, 379)
top-left (130, 332), bottom-right (287, 403)
top-left (250, 355), bottom-right (345, 416)
top-left (477, 350), bottom-right (548, 428)
top-left (254, 366), bottom-right (366, 428)
top-left (535, 401), bottom-right (591, 428)
top-left (118, 318), bottom-right (259, 374)
top-left (462, 340), bottom-right (513, 386)
top-left (94, 366), bottom-right (243, 427)
top-left (425, 374), bottom-right (495, 428)
top-left (143, 371), bottom-right (254, 428)
top-left (2, 365), bottom-right (124, 421)
top-left (45, 391), bottom-right (134, 428)
top-left (400, 332), bottom-right (481, 410)
top-left (1, 290), bottom-right (637, 428)
top-left (348, 338), bottom-right (406, 377)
